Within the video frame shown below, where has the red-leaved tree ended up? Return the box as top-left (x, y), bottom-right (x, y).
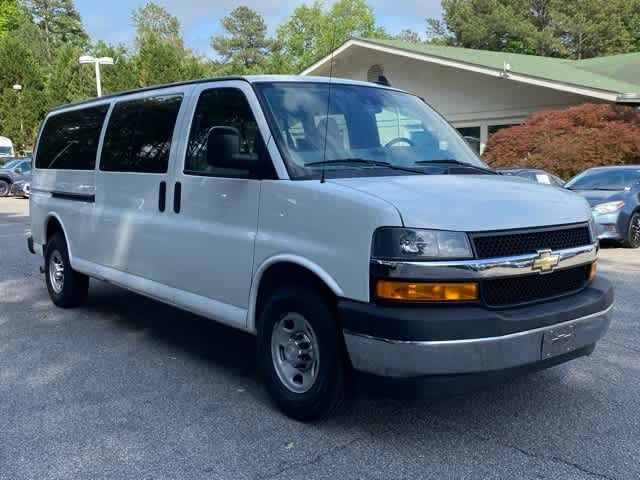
top-left (483, 103), bottom-right (640, 179)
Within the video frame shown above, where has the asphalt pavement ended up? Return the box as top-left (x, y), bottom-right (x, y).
top-left (1, 197), bottom-right (639, 480)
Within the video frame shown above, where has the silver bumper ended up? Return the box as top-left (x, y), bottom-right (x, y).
top-left (343, 305), bottom-right (612, 378)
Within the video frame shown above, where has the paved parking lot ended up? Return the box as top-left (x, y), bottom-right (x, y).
top-left (1, 196), bottom-right (639, 480)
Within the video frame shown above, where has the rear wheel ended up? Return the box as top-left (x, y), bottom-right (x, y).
top-left (45, 233), bottom-right (89, 307)
top-left (623, 213), bottom-right (640, 249)
top-left (0, 179), bottom-right (9, 197)
top-left (257, 285), bottom-right (348, 421)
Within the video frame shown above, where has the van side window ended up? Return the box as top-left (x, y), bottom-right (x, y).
top-left (184, 88), bottom-right (270, 178)
top-left (100, 95), bottom-right (183, 173)
top-left (35, 105), bottom-right (109, 170)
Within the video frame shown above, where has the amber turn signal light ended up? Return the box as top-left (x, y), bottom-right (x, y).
top-left (376, 280), bottom-right (479, 302)
top-left (589, 261), bottom-right (597, 280)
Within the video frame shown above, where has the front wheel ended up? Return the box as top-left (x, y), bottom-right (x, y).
top-left (45, 233), bottom-right (89, 307)
top-left (0, 179), bottom-right (9, 197)
top-left (257, 285), bottom-right (348, 421)
top-left (623, 213), bottom-right (640, 249)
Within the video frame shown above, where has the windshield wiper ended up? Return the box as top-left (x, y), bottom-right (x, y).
top-left (306, 158), bottom-right (427, 175)
top-left (414, 159), bottom-right (496, 174)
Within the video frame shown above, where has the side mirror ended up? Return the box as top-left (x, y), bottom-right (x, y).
top-left (206, 126), bottom-right (257, 170)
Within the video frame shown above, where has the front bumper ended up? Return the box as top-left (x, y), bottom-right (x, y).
top-left (593, 211), bottom-right (624, 240)
top-left (340, 277), bottom-right (613, 378)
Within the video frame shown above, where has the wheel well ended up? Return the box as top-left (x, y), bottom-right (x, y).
top-left (0, 175), bottom-right (12, 184)
top-left (45, 216), bottom-right (64, 244)
top-left (255, 262), bottom-right (337, 329)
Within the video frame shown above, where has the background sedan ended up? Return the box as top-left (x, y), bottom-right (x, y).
top-left (566, 166), bottom-right (640, 248)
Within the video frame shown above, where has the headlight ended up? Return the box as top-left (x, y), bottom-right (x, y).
top-left (372, 227), bottom-right (473, 260)
top-left (592, 201), bottom-right (624, 215)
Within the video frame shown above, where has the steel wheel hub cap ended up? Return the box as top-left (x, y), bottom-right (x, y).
top-left (49, 250), bottom-right (64, 294)
top-left (271, 312), bottom-right (320, 394)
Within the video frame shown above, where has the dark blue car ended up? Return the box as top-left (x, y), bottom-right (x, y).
top-left (566, 166), bottom-right (640, 248)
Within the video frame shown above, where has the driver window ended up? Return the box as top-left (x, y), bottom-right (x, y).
top-left (185, 87), bottom-right (268, 178)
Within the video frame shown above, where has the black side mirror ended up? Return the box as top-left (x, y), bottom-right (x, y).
top-left (206, 126), bottom-right (257, 170)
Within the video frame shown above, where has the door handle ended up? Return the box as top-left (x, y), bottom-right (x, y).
top-left (158, 181), bottom-right (166, 212)
top-left (173, 182), bottom-right (181, 213)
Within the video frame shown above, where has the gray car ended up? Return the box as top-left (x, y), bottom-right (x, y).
top-left (0, 158), bottom-right (32, 197)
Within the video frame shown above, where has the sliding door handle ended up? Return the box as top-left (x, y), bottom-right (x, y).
top-left (158, 181), bottom-right (166, 212)
top-left (173, 182), bottom-right (181, 214)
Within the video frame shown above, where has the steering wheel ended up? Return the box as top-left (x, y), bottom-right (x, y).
top-left (385, 137), bottom-right (415, 148)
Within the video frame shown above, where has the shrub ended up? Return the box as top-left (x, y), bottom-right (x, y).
top-left (482, 103), bottom-right (640, 179)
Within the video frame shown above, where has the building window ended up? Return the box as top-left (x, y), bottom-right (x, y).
top-left (488, 124), bottom-right (516, 138)
top-left (456, 126), bottom-right (481, 154)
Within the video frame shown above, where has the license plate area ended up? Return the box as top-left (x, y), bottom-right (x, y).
top-left (542, 324), bottom-right (576, 359)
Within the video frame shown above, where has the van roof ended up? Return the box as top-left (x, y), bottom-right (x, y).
top-left (48, 75), bottom-right (402, 114)
top-left (0, 136), bottom-right (12, 145)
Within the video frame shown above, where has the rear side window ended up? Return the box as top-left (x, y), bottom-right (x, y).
top-left (36, 105), bottom-right (109, 170)
top-left (100, 94), bottom-right (183, 173)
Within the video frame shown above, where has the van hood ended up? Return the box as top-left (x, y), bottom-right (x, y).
top-left (330, 174), bottom-right (591, 232)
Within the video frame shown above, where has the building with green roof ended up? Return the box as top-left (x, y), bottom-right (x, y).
top-left (301, 37), bottom-right (640, 153)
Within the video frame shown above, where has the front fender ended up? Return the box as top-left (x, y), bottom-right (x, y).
top-left (246, 254), bottom-right (344, 333)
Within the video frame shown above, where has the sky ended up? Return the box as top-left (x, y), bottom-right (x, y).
top-left (75, 0), bottom-right (443, 58)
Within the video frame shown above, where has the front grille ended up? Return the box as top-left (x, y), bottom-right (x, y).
top-left (482, 264), bottom-right (592, 307)
top-left (472, 225), bottom-right (591, 259)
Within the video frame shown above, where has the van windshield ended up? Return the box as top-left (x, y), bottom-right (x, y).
top-left (0, 146), bottom-right (13, 156)
top-left (255, 82), bottom-right (488, 179)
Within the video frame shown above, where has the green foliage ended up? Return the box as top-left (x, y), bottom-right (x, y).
top-left (430, 0), bottom-right (638, 58)
top-left (0, 34), bottom-right (46, 151)
top-left (274, 0), bottom-right (386, 73)
top-left (132, 1), bottom-right (183, 49)
top-left (22, 0), bottom-right (88, 59)
top-left (211, 6), bottom-right (272, 74)
top-left (0, 0), bottom-right (19, 38)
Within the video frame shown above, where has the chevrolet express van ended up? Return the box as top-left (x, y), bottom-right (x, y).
top-left (28, 76), bottom-right (613, 420)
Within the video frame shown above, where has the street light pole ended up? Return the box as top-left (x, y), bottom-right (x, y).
top-left (12, 85), bottom-right (23, 145)
top-left (94, 61), bottom-right (102, 97)
top-left (79, 56), bottom-right (114, 97)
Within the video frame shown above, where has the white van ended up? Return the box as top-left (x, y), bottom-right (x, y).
top-left (0, 136), bottom-right (15, 158)
top-left (28, 76), bottom-right (613, 420)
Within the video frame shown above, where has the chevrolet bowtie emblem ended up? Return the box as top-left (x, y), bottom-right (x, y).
top-left (532, 251), bottom-right (560, 273)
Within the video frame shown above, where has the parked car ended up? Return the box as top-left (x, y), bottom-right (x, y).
top-left (0, 136), bottom-right (15, 159)
top-left (27, 76), bottom-right (613, 421)
top-left (10, 180), bottom-right (30, 198)
top-left (0, 158), bottom-right (32, 196)
top-left (498, 168), bottom-right (565, 187)
top-left (566, 166), bottom-right (640, 248)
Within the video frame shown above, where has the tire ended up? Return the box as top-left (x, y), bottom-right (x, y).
top-left (44, 233), bottom-right (89, 307)
top-left (0, 179), bottom-right (9, 197)
top-left (623, 213), bottom-right (640, 249)
top-left (257, 285), bottom-right (348, 421)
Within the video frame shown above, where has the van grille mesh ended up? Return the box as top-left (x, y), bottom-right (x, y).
top-left (472, 225), bottom-right (591, 259)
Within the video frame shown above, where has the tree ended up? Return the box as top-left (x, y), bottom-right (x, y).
top-left (45, 44), bottom-right (96, 105)
top-left (553, 0), bottom-right (633, 59)
top-left (483, 104), bottom-right (640, 178)
top-left (0, 35), bottom-right (46, 151)
top-left (132, 2), bottom-right (205, 86)
top-left (132, 1), bottom-right (183, 49)
top-left (211, 6), bottom-right (271, 74)
top-left (395, 29), bottom-right (422, 43)
top-left (428, 0), bottom-right (563, 55)
top-left (22, 0), bottom-right (88, 60)
top-left (428, 0), bottom-right (637, 58)
top-left (274, 0), bottom-right (386, 73)
top-left (0, 0), bottom-right (19, 39)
